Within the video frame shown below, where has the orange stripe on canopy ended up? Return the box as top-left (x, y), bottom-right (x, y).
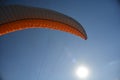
top-left (0, 19), bottom-right (86, 39)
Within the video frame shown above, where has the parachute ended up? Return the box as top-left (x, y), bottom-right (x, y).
top-left (0, 5), bottom-right (87, 40)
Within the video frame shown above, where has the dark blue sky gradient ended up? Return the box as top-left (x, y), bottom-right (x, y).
top-left (0, 0), bottom-right (120, 80)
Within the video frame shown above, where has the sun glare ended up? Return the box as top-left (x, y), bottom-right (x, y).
top-left (75, 66), bottom-right (89, 79)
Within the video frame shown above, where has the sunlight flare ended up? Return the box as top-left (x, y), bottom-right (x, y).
top-left (75, 65), bottom-right (89, 79)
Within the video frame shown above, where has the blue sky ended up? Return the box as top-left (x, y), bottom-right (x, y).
top-left (0, 0), bottom-right (120, 80)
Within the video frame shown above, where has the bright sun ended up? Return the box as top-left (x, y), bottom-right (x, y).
top-left (75, 66), bottom-right (89, 79)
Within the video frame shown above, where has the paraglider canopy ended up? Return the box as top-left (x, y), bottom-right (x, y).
top-left (0, 5), bottom-right (87, 40)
